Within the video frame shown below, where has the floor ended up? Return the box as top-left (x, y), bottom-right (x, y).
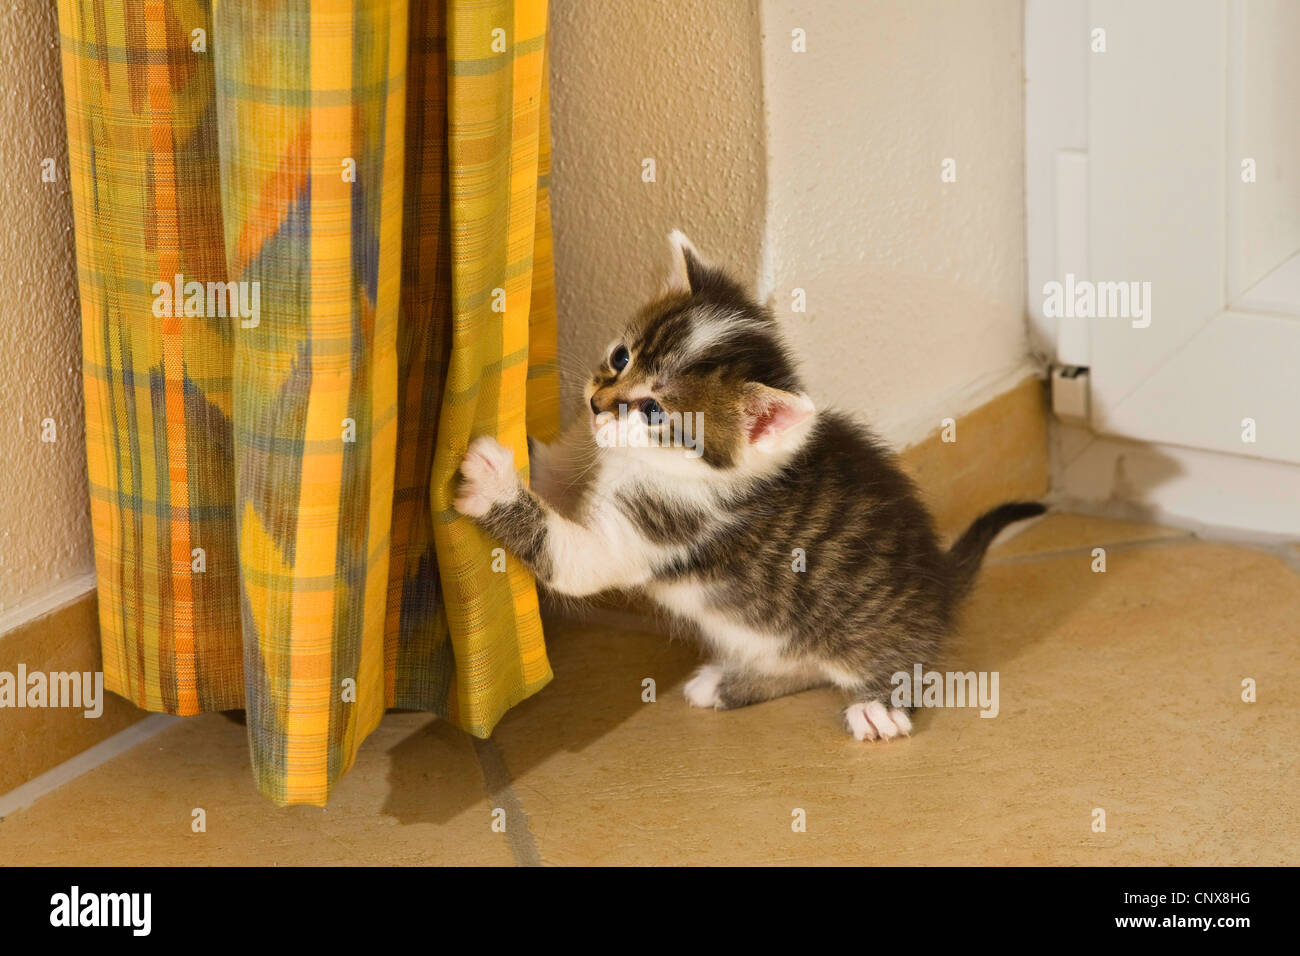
top-left (2, 512), bottom-right (1297, 866)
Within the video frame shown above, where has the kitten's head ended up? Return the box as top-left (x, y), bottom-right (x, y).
top-left (584, 231), bottom-right (815, 473)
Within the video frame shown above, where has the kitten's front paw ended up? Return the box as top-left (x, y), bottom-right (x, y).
top-left (454, 436), bottom-right (519, 518)
top-left (683, 664), bottom-right (725, 709)
top-left (844, 700), bottom-right (913, 742)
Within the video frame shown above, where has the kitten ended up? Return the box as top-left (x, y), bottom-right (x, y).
top-left (455, 231), bottom-right (1044, 741)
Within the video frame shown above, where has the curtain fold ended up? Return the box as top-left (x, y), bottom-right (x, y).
top-left (57, 0), bottom-right (556, 805)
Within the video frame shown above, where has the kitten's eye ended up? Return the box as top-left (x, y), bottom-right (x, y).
top-left (639, 398), bottom-right (663, 421)
top-left (610, 346), bottom-right (630, 372)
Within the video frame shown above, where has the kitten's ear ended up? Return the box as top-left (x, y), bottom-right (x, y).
top-left (742, 384), bottom-right (816, 451)
top-left (664, 229), bottom-right (707, 295)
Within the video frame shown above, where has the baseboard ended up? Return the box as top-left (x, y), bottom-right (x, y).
top-left (897, 375), bottom-right (1050, 539)
top-left (0, 588), bottom-right (148, 795)
top-left (0, 715), bottom-right (179, 821)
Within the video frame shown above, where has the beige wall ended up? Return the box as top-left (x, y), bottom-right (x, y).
top-left (547, 0), bottom-right (768, 414)
top-left (549, 0), bottom-right (1032, 444)
top-left (0, 0), bottom-right (93, 624)
top-left (761, 0), bottom-right (1030, 445)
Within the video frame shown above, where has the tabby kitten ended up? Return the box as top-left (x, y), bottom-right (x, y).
top-left (455, 231), bottom-right (1044, 741)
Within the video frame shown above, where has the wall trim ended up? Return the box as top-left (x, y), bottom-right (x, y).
top-left (0, 572), bottom-right (96, 640)
top-left (0, 584), bottom-right (149, 797)
top-left (878, 358), bottom-right (1044, 452)
top-left (0, 715), bottom-right (179, 821)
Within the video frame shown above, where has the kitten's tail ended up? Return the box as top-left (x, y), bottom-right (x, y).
top-left (947, 502), bottom-right (1047, 597)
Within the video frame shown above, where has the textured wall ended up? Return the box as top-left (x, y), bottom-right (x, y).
top-left (549, 0), bottom-right (1030, 442)
top-left (0, 0), bottom-right (93, 621)
top-left (760, 0), bottom-right (1030, 445)
top-left (547, 0), bottom-right (769, 417)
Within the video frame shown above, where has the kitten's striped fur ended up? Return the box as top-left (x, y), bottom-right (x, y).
top-left (456, 231), bottom-right (1044, 740)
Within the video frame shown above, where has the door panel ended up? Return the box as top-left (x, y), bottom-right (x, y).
top-left (1087, 0), bottom-right (1300, 465)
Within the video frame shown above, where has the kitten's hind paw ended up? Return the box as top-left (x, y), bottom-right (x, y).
top-left (683, 664), bottom-right (725, 709)
top-left (844, 700), bottom-right (912, 742)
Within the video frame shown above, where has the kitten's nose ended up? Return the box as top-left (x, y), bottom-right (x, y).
top-left (590, 395), bottom-right (601, 415)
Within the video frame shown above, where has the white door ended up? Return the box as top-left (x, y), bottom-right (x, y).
top-left (1087, 0), bottom-right (1300, 466)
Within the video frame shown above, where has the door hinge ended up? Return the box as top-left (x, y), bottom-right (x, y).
top-left (1051, 365), bottom-right (1089, 425)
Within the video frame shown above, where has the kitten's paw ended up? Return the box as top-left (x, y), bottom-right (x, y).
top-left (684, 664), bottom-right (725, 709)
top-left (844, 700), bottom-right (913, 742)
top-left (454, 436), bottom-right (519, 518)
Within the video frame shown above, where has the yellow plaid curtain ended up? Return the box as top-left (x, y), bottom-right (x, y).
top-left (56, 0), bottom-right (557, 805)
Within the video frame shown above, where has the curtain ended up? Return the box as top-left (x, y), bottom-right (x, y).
top-left (56, 0), bottom-right (558, 805)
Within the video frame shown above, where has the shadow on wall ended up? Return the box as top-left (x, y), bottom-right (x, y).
top-left (546, 0), bottom-right (767, 423)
